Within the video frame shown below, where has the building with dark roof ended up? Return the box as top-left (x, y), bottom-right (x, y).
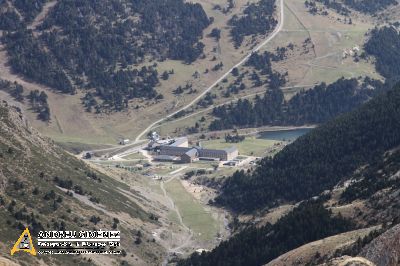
top-left (153, 155), bottom-right (180, 162)
top-left (155, 141), bottom-right (238, 163)
top-left (181, 148), bottom-right (199, 163)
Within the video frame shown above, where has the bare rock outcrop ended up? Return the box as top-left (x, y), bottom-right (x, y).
top-left (359, 224), bottom-right (400, 266)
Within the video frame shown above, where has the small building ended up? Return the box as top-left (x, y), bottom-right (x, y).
top-left (150, 132), bottom-right (160, 141)
top-left (119, 139), bottom-right (130, 145)
top-left (181, 148), bottom-right (199, 163)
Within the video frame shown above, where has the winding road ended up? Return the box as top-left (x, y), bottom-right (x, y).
top-left (135, 0), bottom-right (285, 142)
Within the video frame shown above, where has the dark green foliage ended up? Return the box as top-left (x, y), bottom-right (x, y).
top-left (208, 28), bottom-right (221, 41)
top-left (28, 90), bottom-right (51, 121)
top-left (89, 215), bottom-right (101, 225)
top-left (343, 0), bottom-right (397, 13)
top-left (0, 79), bottom-right (24, 102)
top-left (2, 0), bottom-right (210, 111)
top-left (364, 26), bottom-right (400, 80)
top-left (225, 133), bottom-right (245, 143)
top-left (311, 0), bottom-right (397, 15)
top-left (313, 0), bottom-right (351, 15)
top-left (215, 85), bottom-right (400, 212)
top-left (198, 92), bottom-right (216, 108)
top-left (40, 0), bottom-right (209, 64)
top-left (11, 0), bottom-right (47, 23)
top-left (210, 78), bottom-right (384, 130)
top-left (3, 30), bottom-right (74, 94)
top-left (82, 92), bottom-right (98, 112)
top-left (0, 10), bottom-right (22, 30)
top-left (244, 50), bottom-right (287, 88)
top-left (229, 0), bottom-right (277, 48)
top-left (178, 201), bottom-right (353, 266)
top-left (11, 84), bottom-right (24, 102)
top-left (341, 149), bottom-right (400, 203)
top-left (53, 176), bottom-right (73, 190)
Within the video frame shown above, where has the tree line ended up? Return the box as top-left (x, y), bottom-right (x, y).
top-left (310, 0), bottom-right (397, 15)
top-left (210, 77), bottom-right (385, 130)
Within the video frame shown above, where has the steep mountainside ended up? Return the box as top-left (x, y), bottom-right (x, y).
top-left (215, 84), bottom-right (400, 212)
top-left (0, 101), bottom-right (165, 265)
top-left (360, 224), bottom-right (400, 266)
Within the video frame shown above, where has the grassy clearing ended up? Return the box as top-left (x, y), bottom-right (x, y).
top-left (201, 136), bottom-right (277, 156)
top-left (164, 178), bottom-right (219, 242)
top-left (122, 152), bottom-right (147, 160)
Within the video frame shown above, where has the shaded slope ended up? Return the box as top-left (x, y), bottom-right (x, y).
top-left (215, 84), bottom-right (400, 212)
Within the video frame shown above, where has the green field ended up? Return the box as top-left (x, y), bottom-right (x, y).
top-left (164, 179), bottom-right (219, 242)
top-left (201, 136), bottom-right (277, 156)
top-left (122, 152), bottom-right (147, 160)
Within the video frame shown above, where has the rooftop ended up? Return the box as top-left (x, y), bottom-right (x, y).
top-left (170, 137), bottom-right (188, 147)
top-left (184, 148), bottom-right (198, 158)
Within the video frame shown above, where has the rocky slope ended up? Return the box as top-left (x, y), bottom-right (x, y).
top-left (0, 100), bottom-right (165, 265)
top-left (360, 224), bottom-right (400, 266)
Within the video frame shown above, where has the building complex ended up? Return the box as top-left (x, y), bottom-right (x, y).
top-left (148, 136), bottom-right (238, 163)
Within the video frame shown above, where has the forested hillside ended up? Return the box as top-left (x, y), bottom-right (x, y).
top-left (209, 77), bottom-right (384, 130)
top-left (364, 25), bottom-right (400, 81)
top-left (215, 84), bottom-right (400, 212)
top-left (1, 0), bottom-right (210, 111)
top-left (178, 201), bottom-right (353, 266)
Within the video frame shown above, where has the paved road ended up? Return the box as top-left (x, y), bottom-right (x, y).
top-left (135, 0), bottom-right (285, 142)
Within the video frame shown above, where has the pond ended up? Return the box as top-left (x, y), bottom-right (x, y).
top-left (258, 128), bottom-right (313, 142)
